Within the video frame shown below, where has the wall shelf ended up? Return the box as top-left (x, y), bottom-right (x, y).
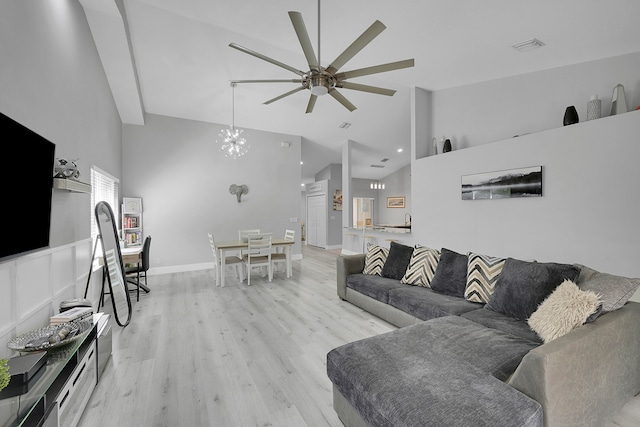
top-left (53, 177), bottom-right (92, 193)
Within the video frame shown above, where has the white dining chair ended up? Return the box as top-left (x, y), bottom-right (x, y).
top-left (238, 228), bottom-right (260, 259)
top-left (242, 232), bottom-right (273, 285)
top-left (272, 229), bottom-right (295, 275)
top-left (208, 233), bottom-right (243, 286)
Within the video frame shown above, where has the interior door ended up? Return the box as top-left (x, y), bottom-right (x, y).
top-left (307, 194), bottom-right (327, 248)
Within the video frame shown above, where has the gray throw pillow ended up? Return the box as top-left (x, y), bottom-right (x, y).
top-left (381, 241), bottom-right (414, 280)
top-left (429, 248), bottom-right (468, 298)
top-left (486, 258), bottom-right (580, 320)
top-left (575, 264), bottom-right (640, 312)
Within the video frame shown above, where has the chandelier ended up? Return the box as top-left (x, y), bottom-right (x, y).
top-left (218, 82), bottom-right (249, 158)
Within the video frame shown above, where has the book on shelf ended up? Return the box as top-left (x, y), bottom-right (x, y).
top-left (50, 306), bottom-right (94, 325)
top-left (124, 216), bottom-right (139, 229)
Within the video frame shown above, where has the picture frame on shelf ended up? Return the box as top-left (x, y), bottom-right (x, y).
top-left (387, 196), bottom-right (405, 208)
top-left (123, 197), bottom-right (142, 213)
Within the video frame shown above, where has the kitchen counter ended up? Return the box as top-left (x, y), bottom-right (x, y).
top-left (343, 227), bottom-right (413, 255)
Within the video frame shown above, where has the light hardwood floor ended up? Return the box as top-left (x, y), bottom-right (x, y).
top-left (79, 245), bottom-right (640, 427)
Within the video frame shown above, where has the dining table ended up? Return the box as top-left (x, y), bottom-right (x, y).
top-left (215, 238), bottom-right (295, 287)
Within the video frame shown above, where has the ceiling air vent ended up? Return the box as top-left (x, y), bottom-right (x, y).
top-left (380, 158), bottom-right (389, 162)
top-left (338, 122), bottom-right (352, 129)
top-left (512, 38), bottom-right (545, 52)
top-left (370, 164), bottom-right (385, 168)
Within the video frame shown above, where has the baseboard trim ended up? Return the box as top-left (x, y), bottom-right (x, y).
top-left (149, 253), bottom-right (303, 276)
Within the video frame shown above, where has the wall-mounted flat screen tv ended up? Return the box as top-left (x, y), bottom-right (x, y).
top-left (0, 112), bottom-right (55, 261)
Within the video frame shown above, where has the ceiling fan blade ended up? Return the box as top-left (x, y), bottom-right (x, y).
top-left (231, 79), bottom-right (303, 84)
top-left (328, 89), bottom-right (356, 112)
top-left (335, 58), bottom-right (415, 80)
top-left (263, 86), bottom-right (306, 105)
top-left (229, 43), bottom-right (306, 77)
top-left (306, 94), bottom-right (318, 114)
top-left (289, 12), bottom-right (320, 72)
top-left (337, 82), bottom-right (396, 96)
top-left (325, 20), bottom-right (386, 75)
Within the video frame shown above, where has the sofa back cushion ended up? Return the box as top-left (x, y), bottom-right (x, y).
top-left (381, 241), bottom-right (414, 280)
top-left (429, 248), bottom-right (469, 298)
top-left (575, 264), bottom-right (640, 312)
top-left (363, 244), bottom-right (389, 276)
top-left (486, 258), bottom-right (580, 320)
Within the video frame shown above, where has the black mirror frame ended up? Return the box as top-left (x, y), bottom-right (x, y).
top-left (95, 201), bottom-right (132, 327)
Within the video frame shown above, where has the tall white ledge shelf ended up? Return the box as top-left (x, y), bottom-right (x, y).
top-left (53, 177), bottom-right (92, 193)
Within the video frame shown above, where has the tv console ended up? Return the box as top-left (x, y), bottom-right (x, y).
top-left (0, 313), bottom-right (112, 427)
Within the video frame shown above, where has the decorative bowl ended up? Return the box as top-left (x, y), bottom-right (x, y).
top-left (7, 320), bottom-right (91, 352)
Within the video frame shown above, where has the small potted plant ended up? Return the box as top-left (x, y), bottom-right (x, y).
top-left (0, 359), bottom-right (9, 392)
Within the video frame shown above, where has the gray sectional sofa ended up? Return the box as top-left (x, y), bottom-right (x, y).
top-left (329, 244), bottom-right (640, 427)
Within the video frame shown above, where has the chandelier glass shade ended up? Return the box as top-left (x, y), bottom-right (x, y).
top-left (218, 126), bottom-right (249, 158)
top-left (218, 83), bottom-right (249, 158)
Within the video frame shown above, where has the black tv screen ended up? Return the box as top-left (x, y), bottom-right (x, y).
top-left (0, 112), bottom-right (55, 260)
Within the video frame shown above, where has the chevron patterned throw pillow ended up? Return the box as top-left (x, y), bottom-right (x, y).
top-left (465, 252), bottom-right (506, 303)
top-left (363, 244), bottom-right (389, 276)
top-left (400, 246), bottom-right (440, 287)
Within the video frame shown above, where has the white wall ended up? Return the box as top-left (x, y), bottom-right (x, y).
top-left (412, 110), bottom-right (640, 297)
top-left (0, 1), bottom-right (122, 357)
top-left (122, 114), bottom-right (302, 271)
top-left (431, 52), bottom-right (640, 151)
top-left (314, 163), bottom-right (343, 247)
top-left (377, 164), bottom-right (412, 225)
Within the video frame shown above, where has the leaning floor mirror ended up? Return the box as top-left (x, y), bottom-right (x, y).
top-left (95, 201), bottom-right (132, 327)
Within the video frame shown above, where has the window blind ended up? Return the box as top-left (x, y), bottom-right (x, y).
top-left (90, 166), bottom-right (120, 240)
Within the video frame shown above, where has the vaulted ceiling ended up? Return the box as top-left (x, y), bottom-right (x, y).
top-left (81, 0), bottom-right (640, 183)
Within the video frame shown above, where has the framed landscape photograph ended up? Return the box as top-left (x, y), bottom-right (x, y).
top-left (461, 166), bottom-right (542, 200)
top-left (387, 196), bottom-right (406, 208)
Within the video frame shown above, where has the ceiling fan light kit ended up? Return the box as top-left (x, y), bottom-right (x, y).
top-left (229, 0), bottom-right (414, 114)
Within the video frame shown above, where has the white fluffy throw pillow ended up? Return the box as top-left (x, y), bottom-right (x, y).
top-left (528, 279), bottom-right (601, 343)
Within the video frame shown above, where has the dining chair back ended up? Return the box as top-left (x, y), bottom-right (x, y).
top-left (238, 229), bottom-right (261, 242)
top-left (242, 232), bottom-right (272, 285)
top-left (272, 229), bottom-right (295, 275)
top-left (125, 235), bottom-right (152, 301)
top-left (208, 233), bottom-right (243, 286)
top-left (238, 229), bottom-right (261, 257)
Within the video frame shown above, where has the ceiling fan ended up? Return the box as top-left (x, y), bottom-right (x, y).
top-left (228, 0), bottom-right (414, 114)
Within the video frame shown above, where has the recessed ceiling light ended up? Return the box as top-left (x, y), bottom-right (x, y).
top-left (338, 122), bottom-right (352, 129)
top-left (300, 161), bottom-right (304, 165)
top-left (397, 148), bottom-right (403, 153)
top-left (301, 183), bottom-right (305, 186)
top-left (512, 38), bottom-right (545, 52)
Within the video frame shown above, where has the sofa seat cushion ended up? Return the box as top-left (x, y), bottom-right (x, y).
top-left (346, 273), bottom-right (406, 304)
top-left (462, 308), bottom-right (543, 344)
top-left (327, 316), bottom-right (543, 427)
top-left (388, 286), bottom-right (482, 320)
